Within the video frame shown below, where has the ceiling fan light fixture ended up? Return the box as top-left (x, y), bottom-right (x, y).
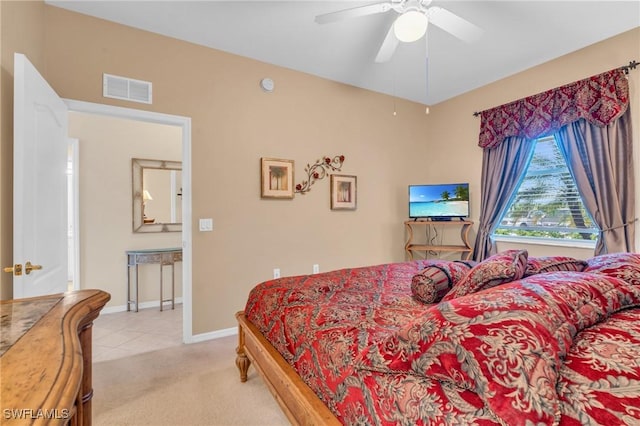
top-left (393, 10), bottom-right (428, 43)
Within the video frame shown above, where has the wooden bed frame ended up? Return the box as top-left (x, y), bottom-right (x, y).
top-left (235, 311), bottom-right (341, 425)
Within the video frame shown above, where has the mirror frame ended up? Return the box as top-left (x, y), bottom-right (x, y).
top-left (132, 158), bottom-right (182, 233)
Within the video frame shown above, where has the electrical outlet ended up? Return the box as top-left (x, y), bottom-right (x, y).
top-left (312, 264), bottom-right (319, 274)
top-left (273, 268), bottom-right (280, 279)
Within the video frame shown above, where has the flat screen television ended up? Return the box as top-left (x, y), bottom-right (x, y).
top-left (409, 183), bottom-right (469, 220)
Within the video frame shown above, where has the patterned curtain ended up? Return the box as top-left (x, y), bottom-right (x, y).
top-left (474, 67), bottom-right (634, 258)
top-left (478, 68), bottom-right (629, 149)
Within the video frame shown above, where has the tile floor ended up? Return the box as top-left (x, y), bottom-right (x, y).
top-left (92, 304), bottom-right (183, 363)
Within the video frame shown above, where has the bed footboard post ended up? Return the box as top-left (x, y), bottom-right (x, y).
top-left (235, 312), bottom-right (251, 382)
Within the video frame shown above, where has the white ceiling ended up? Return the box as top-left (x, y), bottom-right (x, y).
top-left (46, 1), bottom-right (640, 105)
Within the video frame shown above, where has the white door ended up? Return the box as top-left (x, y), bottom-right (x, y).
top-left (11, 53), bottom-right (69, 298)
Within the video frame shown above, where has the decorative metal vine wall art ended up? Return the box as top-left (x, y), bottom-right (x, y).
top-left (295, 155), bottom-right (345, 194)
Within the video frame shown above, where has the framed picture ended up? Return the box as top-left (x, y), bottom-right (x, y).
top-left (330, 174), bottom-right (357, 210)
top-left (261, 158), bottom-right (295, 199)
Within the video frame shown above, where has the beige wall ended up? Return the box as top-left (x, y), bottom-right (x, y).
top-left (1, 1), bottom-right (638, 334)
top-left (68, 112), bottom-right (182, 308)
top-left (37, 5), bottom-right (431, 333)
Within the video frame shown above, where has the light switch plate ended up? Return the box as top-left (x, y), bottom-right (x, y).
top-left (199, 218), bottom-right (213, 231)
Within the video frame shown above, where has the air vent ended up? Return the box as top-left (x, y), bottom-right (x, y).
top-left (103, 73), bottom-right (152, 104)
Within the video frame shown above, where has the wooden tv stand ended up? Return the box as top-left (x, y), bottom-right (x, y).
top-left (404, 219), bottom-right (473, 260)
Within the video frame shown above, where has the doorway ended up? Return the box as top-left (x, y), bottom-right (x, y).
top-left (64, 99), bottom-right (193, 344)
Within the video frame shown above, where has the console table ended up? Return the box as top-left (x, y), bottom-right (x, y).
top-left (1, 290), bottom-right (110, 425)
top-left (126, 247), bottom-right (182, 312)
top-left (404, 220), bottom-right (474, 260)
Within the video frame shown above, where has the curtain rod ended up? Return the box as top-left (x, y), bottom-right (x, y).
top-left (472, 60), bottom-right (638, 117)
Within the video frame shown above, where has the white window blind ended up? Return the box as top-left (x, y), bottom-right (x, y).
top-left (494, 136), bottom-right (598, 242)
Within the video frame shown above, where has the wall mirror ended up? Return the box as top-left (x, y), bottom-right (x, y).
top-left (132, 158), bottom-right (182, 233)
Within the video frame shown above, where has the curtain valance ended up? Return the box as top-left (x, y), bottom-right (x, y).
top-left (478, 68), bottom-right (629, 149)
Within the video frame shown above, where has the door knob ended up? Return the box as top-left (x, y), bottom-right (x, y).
top-left (25, 261), bottom-right (42, 275)
top-left (3, 264), bottom-right (23, 276)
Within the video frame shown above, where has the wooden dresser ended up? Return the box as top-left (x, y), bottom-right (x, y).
top-left (1, 290), bottom-right (110, 425)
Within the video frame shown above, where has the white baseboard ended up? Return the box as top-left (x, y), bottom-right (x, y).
top-left (102, 297), bottom-right (184, 314)
top-left (190, 327), bottom-right (237, 343)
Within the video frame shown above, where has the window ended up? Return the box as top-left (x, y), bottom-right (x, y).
top-left (493, 136), bottom-right (598, 244)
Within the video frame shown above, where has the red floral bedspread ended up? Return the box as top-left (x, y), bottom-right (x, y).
top-left (244, 260), bottom-right (640, 425)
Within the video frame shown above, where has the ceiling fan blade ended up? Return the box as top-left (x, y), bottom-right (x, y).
top-left (315, 2), bottom-right (393, 24)
top-left (374, 23), bottom-right (399, 63)
top-left (427, 6), bottom-right (482, 43)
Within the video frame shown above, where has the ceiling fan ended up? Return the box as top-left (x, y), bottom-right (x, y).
top-left (315, 0), bottom-right (482, 63)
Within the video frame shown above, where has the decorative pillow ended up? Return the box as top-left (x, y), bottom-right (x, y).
top-left (584, 252), bottom-right (640, 286)
top-left (525, 256), bottom-right (587, 276)
top-left (411, 260), bottom-right (477, 304)
top-left (442, 249), bottom-right (528, 301)
top-left (358, 272), bottom-right (640, 426)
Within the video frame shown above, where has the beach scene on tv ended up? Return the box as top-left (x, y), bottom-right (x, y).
top-left (409, 183), bottom-right (469, 218)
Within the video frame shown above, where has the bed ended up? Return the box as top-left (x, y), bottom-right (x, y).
top-left (235, 251), bottom-right (640, 425)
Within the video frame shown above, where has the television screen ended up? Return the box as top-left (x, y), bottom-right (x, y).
top-left (409, 183), bottom-right (469, 219)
